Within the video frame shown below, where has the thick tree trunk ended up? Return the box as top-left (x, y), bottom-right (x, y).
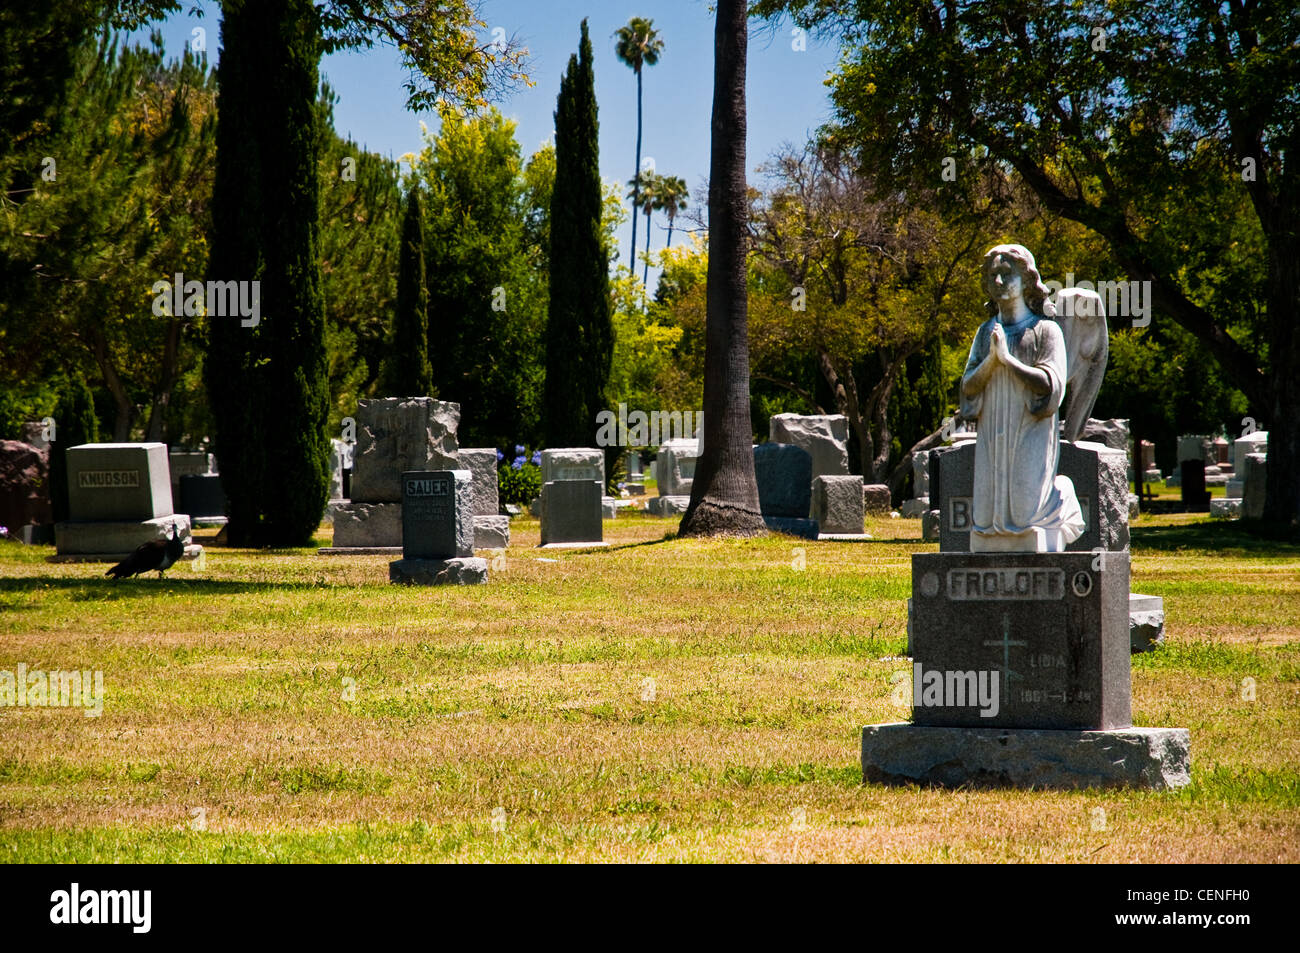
top-left (1261, 236), bottom-right (1300, 529)
top-left (678, 0), bottom-right (765, 537)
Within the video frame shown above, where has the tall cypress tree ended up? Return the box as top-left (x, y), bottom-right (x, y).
top-left (544, 19), bottom-right (611, 448)
top-left (385, 185), bottom-right (433, 396)
top-left (206, 0), bottom-right (329, 546)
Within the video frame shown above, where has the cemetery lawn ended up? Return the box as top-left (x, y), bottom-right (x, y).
top-left (1, 512), bottom-right (1297, 863)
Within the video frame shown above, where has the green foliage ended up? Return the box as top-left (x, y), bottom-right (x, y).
top-left (416, 107), bottom-right (548, 448)
top-left (315, 89), bottom-right (402, 437)
top-left (0, 31), bottom-right (217, 441)
top-left (49, 375), bottom-right (101, 523)
top-left (206, 0), bottom-right (329, 546)
top-left (382, 185), bottom-right (433, 396)
top-left (545, 20), bottom-right (612, 448)
top-left (497, 453), bottom-right (542, 507)
top-left (758, 0), bottom-right (1298, 520)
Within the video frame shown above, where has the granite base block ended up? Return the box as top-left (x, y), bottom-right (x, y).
top-left (1210, 498), bottom-right (1242, 519)
top-left (55, 515), bottom-right (191, 556)
top-left (473, 515), bottom-right (510, 549)
top-left (900, 497), bottom-right (929, 518)
top-left (921, 509), bottom-right (941, 542)
top-left (389, 556), bottom-right (488, 586)
top-left (860, 722), bottom-right (1191, 790)
top-left (1129, 593), bottom-right (1165, 653)
top-left (331, 501), bottom-right (402, 548)
top-left (648, 495), bottom-right (690, 517)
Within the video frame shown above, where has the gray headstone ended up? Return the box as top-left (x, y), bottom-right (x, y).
top-left (1079, 418), bottom-right (1129, 452)
top-left (350, 398), bottom-right (460, 503)
top-left (769, 414), bottom-right (849, 478)
top-left (66, 443), bottom-right (173, 521)
top-left (331, 502), bottom-right (402, 548)
top-left (168, 450), bottom-right (212, 502)
top-left (753, 443), bottom-right (812, 518)
top-left (1243, 453), bottom-right (1267, 520)
top-left (812, 475), bottom-right (864, 534)
top-left (937, 441), bottom-right (1129, 553)
top-left (1177, 434), bottom-right (1210, 464)
top-left (539, 479), bottom-right (602, 545)
top-left (912, 450), bottom-right (931, 497)
top-left (473, 514), bottom-right (510, 549)
top-left (863, 484), bottom-right (891, 515)
top-left (400, 469), bottom-right (473, 559)
top-left (541, 448), bottom-right (604, 485)
top-left (655, 438), bottom-right (699, 496)
top-left (910, 550), bottom-right (1132, 730)
top-left (1233, 431), bottom-right (1267, 472)
top-left (459, 448), bottom-right (500, 516)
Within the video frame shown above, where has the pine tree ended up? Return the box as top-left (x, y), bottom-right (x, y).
top-left (206, 0), bottom-right (329, 546)
top-left (48, 375), bottom-right (100, 524)
top-left (544, 19), bottom-right (611, 448)
top-left (385, 185), bottom-right (433, 396)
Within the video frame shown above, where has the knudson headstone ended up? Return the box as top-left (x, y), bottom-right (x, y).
top-left (54, 443), bottom-right (195, 559)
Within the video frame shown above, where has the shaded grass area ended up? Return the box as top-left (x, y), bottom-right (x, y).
top-left (0, 512), bottom-right (1296, 862)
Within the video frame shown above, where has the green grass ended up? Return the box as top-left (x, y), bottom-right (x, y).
top-left (0, 510), bottom-right (1296, 863)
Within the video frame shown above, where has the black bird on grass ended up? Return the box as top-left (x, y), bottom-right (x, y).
top-left (106, 525), bottom-right (186, 579)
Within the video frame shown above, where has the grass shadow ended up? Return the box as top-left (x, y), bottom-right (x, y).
top-left (0, 576), bottom-right (346, 600)
top-left (1130, 519), bottom-right (1300, 555)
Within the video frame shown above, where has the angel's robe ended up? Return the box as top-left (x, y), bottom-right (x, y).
top-left (960, 313), bottom-right (1085, 547)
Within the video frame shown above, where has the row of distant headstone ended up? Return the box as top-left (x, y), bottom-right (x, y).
top-left (321, 397), bottom-right (630, 586)
top-left (1189, 432), bottom-right (1269, 519)
top-left (647, 414), bottom-right (889, 539)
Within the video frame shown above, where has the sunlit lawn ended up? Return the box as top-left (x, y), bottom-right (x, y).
top-left (0, 508), bottom-right (1296, 862)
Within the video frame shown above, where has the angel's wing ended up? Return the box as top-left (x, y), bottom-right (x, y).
top-left (1052, 287), bottom-right (1109, 443)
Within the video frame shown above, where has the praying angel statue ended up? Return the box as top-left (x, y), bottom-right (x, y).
top-left (960, 244), bottom-right (1108, 552)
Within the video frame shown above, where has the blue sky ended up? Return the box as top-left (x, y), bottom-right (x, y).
top-left (137, 1), bottom-right (842, 286)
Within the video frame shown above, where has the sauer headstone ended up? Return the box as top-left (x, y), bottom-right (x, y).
top-left (389, 469), bottom-right (486, 585)
top-left (328, 398), bottom-right (460, 552)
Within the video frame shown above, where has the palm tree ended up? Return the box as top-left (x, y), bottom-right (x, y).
top-left (677, 0), bottom-right (765, 537)
top-left (614, 17), bottom-right (663, 273)
top-left (627, 170), bottom-right (659, 285)
top-left (655, 174), bottom-right (689, 249)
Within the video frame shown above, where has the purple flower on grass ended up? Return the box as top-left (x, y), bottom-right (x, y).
top-left (511, 459), bottom-right (523, 471)
top-left (514, 444), bottom-right (525, 455)
top-left (496, 449), bottom-right (505, 463)
top-left (531, 450), bottom-right (541, 465)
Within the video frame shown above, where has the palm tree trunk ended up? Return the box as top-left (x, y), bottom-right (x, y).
top-left (631, 69), bottom-right (642, 273)
top-left (643, 209), bottom-right (652, 284)
top-left (678, 0), bottom-right (765, 538)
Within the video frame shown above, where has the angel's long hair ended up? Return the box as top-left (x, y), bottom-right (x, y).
top-left (983, 244), bottom-right (1053, 318)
